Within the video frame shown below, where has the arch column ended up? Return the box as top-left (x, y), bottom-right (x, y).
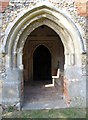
top-left (2, 68), bottom-right (23, 109)
top-left (3, 52), bottom-right (24, 109)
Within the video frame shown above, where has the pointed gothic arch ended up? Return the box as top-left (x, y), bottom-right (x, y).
top-left (2, 2), bottom-right (86, 107)
top-left (2, 2), bottom-right (85, 68)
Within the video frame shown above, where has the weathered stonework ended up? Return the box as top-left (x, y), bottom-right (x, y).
top-left (75, 0), bottom-right (88, 17)
top-left (0, 0), bottom-right (87, 109)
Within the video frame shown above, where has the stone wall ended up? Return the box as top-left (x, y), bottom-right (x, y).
top-left (1, 0), bottom-right (88, 17)
top-left (75, 0), bottom-right (88, 17)
top-left (0, 1), bottom-right (9, 13)
top-left (0, 0), bottom-right (87, 78)
top-left (0, 0), bottom-right (86, 37)
top-left (0, 0), bottom-right (87, 108)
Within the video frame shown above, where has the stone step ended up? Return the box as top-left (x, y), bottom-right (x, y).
top-left (22, 100), bottom-right (67, 110)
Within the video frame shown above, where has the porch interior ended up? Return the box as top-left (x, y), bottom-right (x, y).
top-left (22, 25), bottom-right (65, 109)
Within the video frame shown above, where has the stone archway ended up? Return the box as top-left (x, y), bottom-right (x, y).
top-left (2, 2), bottom-right (86, 108)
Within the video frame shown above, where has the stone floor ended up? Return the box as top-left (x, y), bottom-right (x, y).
top-left (22, 80), bottom-right (67, 110)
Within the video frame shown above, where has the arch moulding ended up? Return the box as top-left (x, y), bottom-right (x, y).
top-left (2, 2), bottom-right (85, 69)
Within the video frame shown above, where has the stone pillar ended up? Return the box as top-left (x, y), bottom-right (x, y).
top-left (70, 54), bottom-right (75, 65)
top-left (13, 52), bottom-right (17, 68)
top-left (64, 53), bottom-right (74, 69)
top-left (64, 65), bottom-right (86, 107)
top-left (2, 68), bottom-right (23, 109)
top-left (64, 54), bottom-right (69, 69)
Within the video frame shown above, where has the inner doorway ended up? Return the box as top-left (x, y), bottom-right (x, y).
top-left (33, 45), bottom-right (52, 82)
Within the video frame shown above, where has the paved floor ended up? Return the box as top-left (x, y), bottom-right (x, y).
top-left (22, 80), bottom-right (67, 110)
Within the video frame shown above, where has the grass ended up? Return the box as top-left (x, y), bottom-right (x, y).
top-left (2, 108), bottom-right (86, 119)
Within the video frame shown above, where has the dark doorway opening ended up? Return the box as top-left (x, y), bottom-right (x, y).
top-left (33, 45), bottom-right (52, 82)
